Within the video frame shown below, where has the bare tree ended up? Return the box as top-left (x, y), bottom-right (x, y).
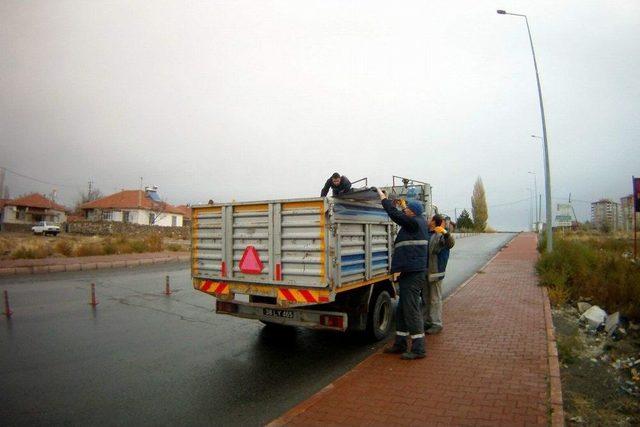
top-left (149, 200), bottom-right (171, 225)
top-left (471, 177), bottom-right (488, 232)
top-left (75, 187), bottom-right (102, 211)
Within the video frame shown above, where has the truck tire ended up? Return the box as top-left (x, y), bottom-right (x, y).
top-left (366, 290), bottom-right (392, 341)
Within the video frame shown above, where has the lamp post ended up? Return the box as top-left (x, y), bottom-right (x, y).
top-left (528, 171), bottom-right (538, 230)
top-left (498, 9), bottom-right (553, 252)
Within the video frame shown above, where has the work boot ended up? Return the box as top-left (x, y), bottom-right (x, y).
top-left (401, 336), bottom-right (426, 360)
top-left (383, 336), bottom-right (407, 354)
top-left (426, 325), bottom-right (443, 335)
top-left (401, 352), bottom-right (426, 360)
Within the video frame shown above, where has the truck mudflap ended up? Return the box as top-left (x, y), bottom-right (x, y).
top-left (216, 300), bottom-right (349, 331)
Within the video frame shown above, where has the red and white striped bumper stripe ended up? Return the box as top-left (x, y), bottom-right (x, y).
top-left (199, 280), bottom-right (230, 295)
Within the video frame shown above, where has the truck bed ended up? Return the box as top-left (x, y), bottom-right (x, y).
top-left (191, 197), bottom-right (394, 306)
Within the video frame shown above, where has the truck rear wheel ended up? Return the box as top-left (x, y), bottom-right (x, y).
top-left (366, 290), bottom-right (392, 341)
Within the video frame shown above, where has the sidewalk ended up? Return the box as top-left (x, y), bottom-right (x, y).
top-left (0, 251), bottom-right (190, 276)
top-left (270, 233), bottom-right (564, 427)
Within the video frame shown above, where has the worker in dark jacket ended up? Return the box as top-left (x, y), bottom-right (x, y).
top-left (423, 214), bottom-right (455, 334)
top-left (321, 173), bottom-right (352, 197)
top-left (376, 188), bottom-right (429, 360)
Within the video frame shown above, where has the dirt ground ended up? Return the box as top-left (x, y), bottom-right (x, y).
top-left (553, 305), bottom-right (640, 426)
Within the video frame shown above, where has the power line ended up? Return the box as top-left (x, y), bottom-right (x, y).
top-left (440, 198), bottom-right (529, 212)
top-left (0, 165), bottom-right (80, 189)
top-left (488, 198), bottom-right (530, 208)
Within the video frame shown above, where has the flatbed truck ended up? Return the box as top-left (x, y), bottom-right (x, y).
top-left (191, 177), bottom-right (432, 340)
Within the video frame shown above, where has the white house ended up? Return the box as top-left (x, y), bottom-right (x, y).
top-left (80, 188), bottom-right (184, 227)
top-left (1, 193), bottom-right (67, 225)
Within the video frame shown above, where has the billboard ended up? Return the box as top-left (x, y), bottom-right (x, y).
top-left (555, 203), bottom-right (574, 227)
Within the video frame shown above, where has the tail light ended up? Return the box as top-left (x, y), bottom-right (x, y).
top-left (320, 315), bottom-right (344, 329)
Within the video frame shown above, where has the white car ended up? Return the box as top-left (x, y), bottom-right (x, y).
top-left (32, 221), bottom-right (60, 236)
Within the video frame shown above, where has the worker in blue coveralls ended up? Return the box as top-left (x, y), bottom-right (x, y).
top-left (376, 188), bottom-right (429, 360)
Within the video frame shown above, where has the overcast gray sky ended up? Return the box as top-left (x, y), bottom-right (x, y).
top-left (1, 0), bottom-right (639, 230)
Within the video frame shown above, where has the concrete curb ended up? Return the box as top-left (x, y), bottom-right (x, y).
top-left (542, 286), bottom-right (565, 427)
top-left (0, 254), bottom-right (190, 276)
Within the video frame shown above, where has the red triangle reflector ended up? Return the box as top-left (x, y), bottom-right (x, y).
top-left (239, 246), bottom-right (264, 274)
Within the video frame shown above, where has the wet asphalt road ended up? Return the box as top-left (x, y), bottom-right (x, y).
top-left (0, 233), bottom-right (515, 426)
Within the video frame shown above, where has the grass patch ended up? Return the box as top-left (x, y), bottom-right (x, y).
top-left (11, 244), bottom-right (53, 259)
top-left (556, 331), bottom-right (583, 365)
top-left (75, 242), bottom-right (104, 257)
top-left (166, 243), bottom-right (183, 252)
top-left (128, 240), bottom-right (149, 253)
top-left (1, 232), bottom-right (181, 260)
top-left (102, 238), bottom-right (118, 255)
top-left (11, 247), bottom-right (38, 259)
top-left (0, 238), bottom-right (13, 256)
top-left (144, 234), bottom-right (163, 252)
top-left (537, 232), bottom-right (640, 319)
top-left (54, 240), bottom-right (74, 257)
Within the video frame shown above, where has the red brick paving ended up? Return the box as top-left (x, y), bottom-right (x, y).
top-left (271, 233), bottom-right (559, 427)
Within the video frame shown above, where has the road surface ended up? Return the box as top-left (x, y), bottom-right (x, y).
top-left (0, 233), bottom-right (515, 426)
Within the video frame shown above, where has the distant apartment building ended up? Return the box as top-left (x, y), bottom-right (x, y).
top-left (80, 187), bottom-right (184, 227)
top-left (619, 194), bottom-right (638, 232)
top-left (591, 199), bottom-right (619, 231)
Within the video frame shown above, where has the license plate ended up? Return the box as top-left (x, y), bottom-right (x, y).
top-left (262, 308), bottom-right (294, 319)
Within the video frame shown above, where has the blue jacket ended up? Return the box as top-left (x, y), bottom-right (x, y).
top-left (381, 199), bottom-right (429, 273)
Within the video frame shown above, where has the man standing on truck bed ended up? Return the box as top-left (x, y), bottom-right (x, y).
top-left (320, 173), bottom-right (352, 197)
top-left (376, 187), bottom-right (428, 360)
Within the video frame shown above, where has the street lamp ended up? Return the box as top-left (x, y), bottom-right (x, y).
top-left (498, 9), bottom-right (553, 252)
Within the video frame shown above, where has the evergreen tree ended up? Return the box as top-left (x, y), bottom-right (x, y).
top-left (457, 209), bottom-right (474, 230)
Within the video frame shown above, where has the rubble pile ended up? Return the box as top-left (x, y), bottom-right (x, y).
top-left (573, 302), bottom-right (640, 397)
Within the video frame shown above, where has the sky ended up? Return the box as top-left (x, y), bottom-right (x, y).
top-left (1, 0), bottom-right (639, 231)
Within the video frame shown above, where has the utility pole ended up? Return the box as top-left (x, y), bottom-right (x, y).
top-left (529, 171), bottom-right (538, 230)
top-left (139, 177), bottom-right (143, 208)
top-left (498, 10), bottom-right (553, 252)
top-left (0, 167), bottom-right (5, 199)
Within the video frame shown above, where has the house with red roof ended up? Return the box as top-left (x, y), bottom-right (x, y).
top-left (1, 193), bottom-right (67, 225)
top-left (174, 205), bottom-right (192, 227)
top-left (79, 187), bottom-right (184, 227)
